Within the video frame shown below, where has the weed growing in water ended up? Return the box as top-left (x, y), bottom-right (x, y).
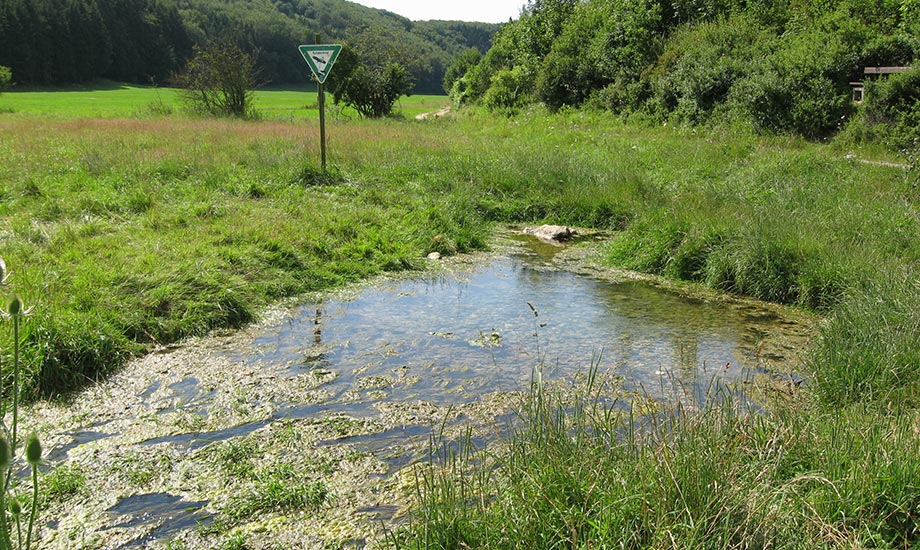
top-left (225, 462), bottom-right (329, 521)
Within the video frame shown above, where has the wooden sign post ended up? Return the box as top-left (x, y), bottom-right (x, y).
top-left (298, 40), bottom-right (342, 171)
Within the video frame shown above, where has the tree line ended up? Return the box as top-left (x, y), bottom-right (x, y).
top-left (0, 0), bottom-right (498, 93)
top-left (449, 0), bottom-right (920, 145)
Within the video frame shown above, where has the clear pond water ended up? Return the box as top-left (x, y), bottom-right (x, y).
top-left (240, 234), bottom-right (806, 413)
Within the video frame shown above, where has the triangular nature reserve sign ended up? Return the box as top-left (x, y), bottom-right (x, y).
top-left (299, 44), bottom-right (342, 84)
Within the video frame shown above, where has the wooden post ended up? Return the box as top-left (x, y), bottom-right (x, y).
top-left (319, 80), bottom-right (326, 171)
top-left (316, 33), bottom-right (327, 172)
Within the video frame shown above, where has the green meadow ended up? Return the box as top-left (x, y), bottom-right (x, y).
top-left (0, 81), bottom-right (448, 119)
top-left (1, 85), bottom-right (918, 547)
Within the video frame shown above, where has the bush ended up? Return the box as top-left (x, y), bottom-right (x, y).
top-left (0, 66), bottom-right (11, 94)
top-left (482, 66), bottom-right (533, 114)
top-left (536, 0), bottom-right (662, 112)
top-left (646, 14), bottom-right (774, 125)
top-left (860, 67), bottom-right (920, 149)
top-left (176, 42), bottom-right (259, 118)
top-left (328, 30), bottom-right (414, 118)
top-left (443, 48), bottom-right (481, 95)
top-left (729, 29), bottom-right (856, 137)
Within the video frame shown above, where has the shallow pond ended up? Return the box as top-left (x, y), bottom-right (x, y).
top-left (32, 233), bottom-right (811, 548)
top-left (238, 234), bottom-right (805, 412)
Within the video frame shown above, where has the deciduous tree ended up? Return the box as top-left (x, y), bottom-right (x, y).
top-left (176, 42), bottom-right (258, 118)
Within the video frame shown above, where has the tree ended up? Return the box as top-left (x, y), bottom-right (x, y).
top-left (176, 42), bottom-right (258, 118)
top-left (328, 27), bottom-right (415, 118)
top-left (443, 47), bottom-right (481, 94)
top-left (0, 66), bottom-right (11, 95)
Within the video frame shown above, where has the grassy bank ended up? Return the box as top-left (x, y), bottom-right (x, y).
top-left (401, 369), bottom-right (920, 548)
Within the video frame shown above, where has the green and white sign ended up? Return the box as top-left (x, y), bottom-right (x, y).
top-left (298, 44), bottom-right (342, 84)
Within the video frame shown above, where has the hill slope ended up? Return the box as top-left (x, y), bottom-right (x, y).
top-left (0, 0), bottom-right (500, 93)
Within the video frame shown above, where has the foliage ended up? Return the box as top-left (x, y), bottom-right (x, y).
top-left (645, 13), bottom-right (774, 124)
top-left (0, 0), bottom-right (190, 84)
top-left (329, 29), bottom-right (414, 118)
top-left (177, 42), bottom-right (258, 118)
top-left (481, 66), bottom-right (531, 114)
top-left (858, 66), bottom-right (920, 149)
top-left (0, 0), bottom-right (497, 90)
top-left (452, 0), bottom-right (577, 110)
top-left (442, 47), bottom-right (480, 95)
top-left (455, 0), bottom-right (920, 142)
top-left (535, 0), bottom-right (663, 111)
top-left (0, 66), bottom-right (10, 94)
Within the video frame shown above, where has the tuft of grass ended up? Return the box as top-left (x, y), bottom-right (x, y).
top-left (42, 463), bottom-right (85, 503)
top-left (225, 463), bottom-right (328, 521)
top-left (808, 270), bottom-right (920, 408)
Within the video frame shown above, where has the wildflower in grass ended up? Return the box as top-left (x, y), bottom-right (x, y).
top-left (6, 294), bottom-right (22, 317)
top-left (0, 256), bottom-right (7, 286)
top-left (24, 434), bottom-right (41, 466)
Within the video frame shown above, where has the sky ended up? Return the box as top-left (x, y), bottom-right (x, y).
top-left (350, 0), bottom-right (524, 23)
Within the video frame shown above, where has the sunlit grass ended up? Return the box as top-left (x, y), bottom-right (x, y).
top-left (398, 368), bottom-right (920, 548)
top-left (0, 80), bottom-right (448, 120)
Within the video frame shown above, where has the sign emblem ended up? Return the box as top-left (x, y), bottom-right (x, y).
top-left (299, 44), bottom-right (342, 84)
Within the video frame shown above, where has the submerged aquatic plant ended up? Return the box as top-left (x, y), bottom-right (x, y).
top-left (0, 257), bottom-right (42, 550)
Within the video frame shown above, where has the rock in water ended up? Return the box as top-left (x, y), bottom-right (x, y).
top-left (524, 225), bottom-right (577, 243)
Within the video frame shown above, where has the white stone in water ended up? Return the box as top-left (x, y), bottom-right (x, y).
top-left (524, 224), bottom-right (577, 242)
top-left (426, 252), bottom-right (442, 260)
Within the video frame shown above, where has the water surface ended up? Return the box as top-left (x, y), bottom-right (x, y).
top-left (239, 236), bottom-right (805, 410)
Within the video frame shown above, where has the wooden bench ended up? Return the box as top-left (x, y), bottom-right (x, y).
top-left (851, 66), bottom-right (913, 103)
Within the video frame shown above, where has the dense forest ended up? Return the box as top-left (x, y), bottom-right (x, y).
top-left (453, 0), bottom-right (920, 145)
top-left (0, 0), bottom-right (498, 93)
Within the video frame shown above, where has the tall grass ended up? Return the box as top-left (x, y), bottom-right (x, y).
top-left (808, 270), bottom-right (920, 408)
top-left (400, 370), bottom-right (920, 548)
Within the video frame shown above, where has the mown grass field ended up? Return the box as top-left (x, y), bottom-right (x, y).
top-left (1, 86), bottom-right (918, 548)
top-left (0, 81), bottom-right (449, 119)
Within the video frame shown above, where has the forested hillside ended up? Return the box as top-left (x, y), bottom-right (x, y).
top-left (455, 0), bottom-right (920, 145)
top-left (0, 0), bottom-right (499, 93)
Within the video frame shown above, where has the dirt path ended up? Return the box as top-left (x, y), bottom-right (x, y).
top-left (414, 106), bottom-right (451, 120)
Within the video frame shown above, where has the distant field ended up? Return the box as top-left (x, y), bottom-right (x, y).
top-left (0, 81), bottom-right (449, 119)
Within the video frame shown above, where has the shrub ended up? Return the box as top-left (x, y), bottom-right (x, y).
top-left (328, 30), bottom-right (414, 118)
top-left (482, 66), bottom-right (533, 114)
top-left (176, 42), bottom-right (259, 118)
top-left (443, 48), bottom-right (481, 95)
top-left (646, 14), bottom-right (775, 125)
top-left (536, 0), bottom-right (662, 112)
top-left (0, 66), bottom-right (11, 94)
top-left (728, 29), bottom-right (856, 137)
top-left (860, 67), bottom-right (920, 149)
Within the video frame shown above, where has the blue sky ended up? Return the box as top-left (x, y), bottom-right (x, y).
top-left (351, 0), bottom-right (523, 23)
